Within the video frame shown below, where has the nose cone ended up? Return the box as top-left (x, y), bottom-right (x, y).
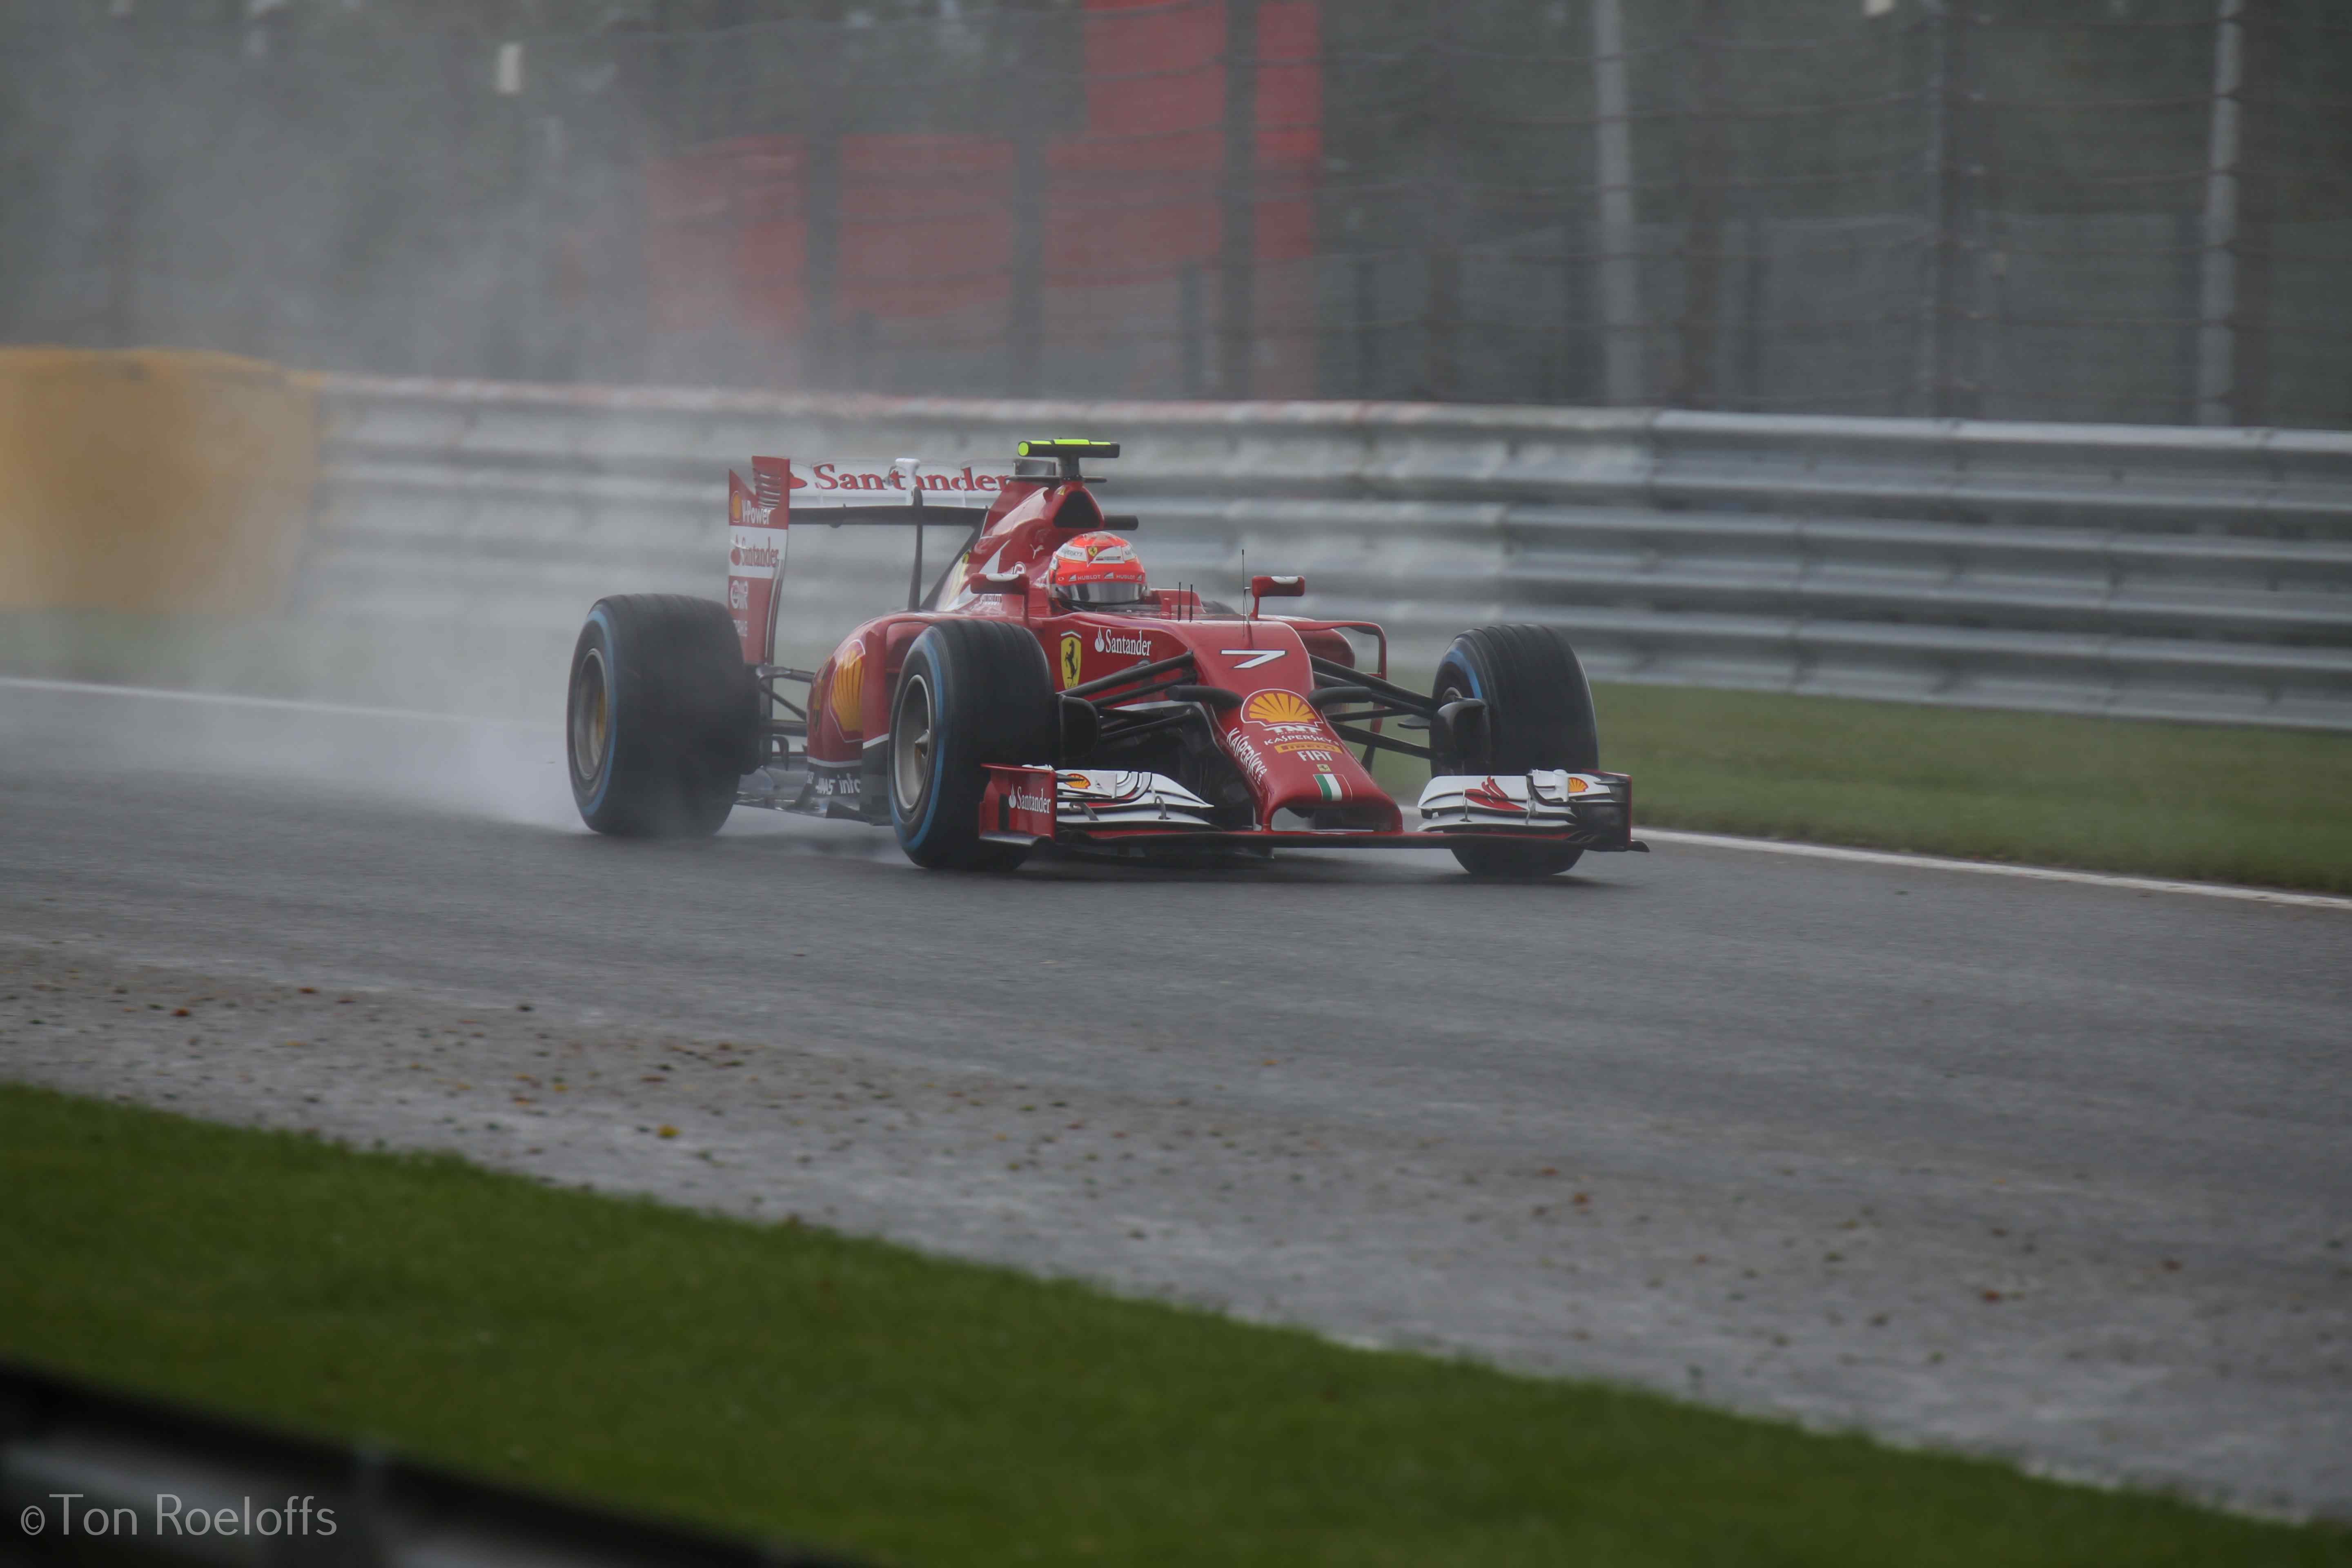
top-left (1213, 682), bottom-right (1401, 831)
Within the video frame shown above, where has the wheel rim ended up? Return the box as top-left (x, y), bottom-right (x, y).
top-left (892, 672), bottom-right (935, 817)
top-left (570, 646), bottom-right (611, 784)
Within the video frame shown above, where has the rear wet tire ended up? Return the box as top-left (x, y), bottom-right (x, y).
top-left (1430, 624), bottom-right (1599, 878)
top-left (567, 595), bottom-right (757, 838)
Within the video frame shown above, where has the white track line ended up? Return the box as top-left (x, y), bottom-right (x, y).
top-left (1641, 828), bottom-right (2352, 911)
top-left (0, 675), bottom-right (555, 731)
top-left (7, 676), bottom-right (2343, 911)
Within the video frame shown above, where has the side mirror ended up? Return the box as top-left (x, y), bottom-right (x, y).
top-left (1248, 574), bottom-right (1304, 617)
top-left (970, 570), bottom-right (1027, 596)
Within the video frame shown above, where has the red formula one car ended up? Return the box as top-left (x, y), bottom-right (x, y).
top-left (564, 439), bottom-right (1643, 875)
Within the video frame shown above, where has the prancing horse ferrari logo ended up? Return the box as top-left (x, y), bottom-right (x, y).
top-left (1059, 632), bottom-right (1083, 688)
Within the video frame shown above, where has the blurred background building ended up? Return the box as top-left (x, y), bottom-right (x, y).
top-left (2, 0), bottom-right (2346, 427)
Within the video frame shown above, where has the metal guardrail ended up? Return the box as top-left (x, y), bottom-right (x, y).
top-left (0, 1359), bottom-right (862, 1568)
top-left (301, 375), bottom-right (2352, 731)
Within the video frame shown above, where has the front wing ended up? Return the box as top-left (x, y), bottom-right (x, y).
top-left (979, 766), bottom-right (1644, 854)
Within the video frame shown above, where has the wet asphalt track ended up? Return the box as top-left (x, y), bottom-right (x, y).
top-left (3, 678), bottom-right (2348, 1518)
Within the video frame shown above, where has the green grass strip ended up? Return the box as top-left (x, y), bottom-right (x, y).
top-left (3, 1085), bottom-right (2342, 1567)
top-left (1370, 683), bottom-right (2352, 894)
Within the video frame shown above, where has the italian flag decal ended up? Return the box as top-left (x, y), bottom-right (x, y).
top-left (1315, 773), bottom-right (1344, 803)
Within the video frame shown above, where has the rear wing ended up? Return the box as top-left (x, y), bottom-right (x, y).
top-left (726, 455), bottom-right (1022, 664)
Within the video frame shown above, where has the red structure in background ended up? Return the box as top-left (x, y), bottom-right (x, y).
top-left (645, 0), bottom-right (1321, 397)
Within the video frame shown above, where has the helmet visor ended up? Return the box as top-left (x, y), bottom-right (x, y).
top-left (1059, 579), bottom-right (1149, 606)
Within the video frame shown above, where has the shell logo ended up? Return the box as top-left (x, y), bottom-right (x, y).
top-left (829, 643), bottom-right (866, 734)
top-left (1242, 689), bottom-right (1319, 727)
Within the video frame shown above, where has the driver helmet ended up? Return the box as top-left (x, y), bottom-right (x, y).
top-left (1047, 531), bottom-right (1149, 607)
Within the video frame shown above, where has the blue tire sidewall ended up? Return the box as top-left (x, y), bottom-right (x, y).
top-left (1435, 645), bottom-right (1487, 770)
top-left (1437, 646), bottom-right (1486, 706)
top-left (890, 631), bottom-right (953, 852)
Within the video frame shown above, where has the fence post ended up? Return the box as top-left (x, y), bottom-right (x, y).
top-left (2231, 0), bottom-right (2276, 427)
top-left (1914, 0), bottom-right (1948, 416)
top-left (1675, 0), bottom-right (1727, 409)
top-left (2195, 0), bottom-right (2243, 425)
top-left (1216, 0), bottom-right (1260, 400)
top-left (1590, 0), bottom-right (1644, 405)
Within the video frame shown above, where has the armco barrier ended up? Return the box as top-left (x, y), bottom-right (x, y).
top-left (300, 376), bottom-right (2352, 731)
top-left (0, 350), bottom-right (315, 614)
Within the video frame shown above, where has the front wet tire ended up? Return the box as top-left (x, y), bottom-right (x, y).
top-left (888, 619), bottom-right (1057, 870)
top-left (1430, 624), bottom-right (1599, 878)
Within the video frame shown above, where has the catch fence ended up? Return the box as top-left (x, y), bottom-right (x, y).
top-left (2, 0), bottom-right (2347, 429)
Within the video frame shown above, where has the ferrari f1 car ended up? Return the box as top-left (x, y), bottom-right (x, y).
top-left (564, 439), bottom-right (1644, 875)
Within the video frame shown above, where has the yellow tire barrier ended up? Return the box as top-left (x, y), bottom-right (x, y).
top-left (0, 349), bottom-right (316, 614)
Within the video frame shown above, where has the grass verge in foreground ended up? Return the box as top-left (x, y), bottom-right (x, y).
top-left (4, 1086), bottom-right (2342, 1568)
top-left (1370, 682), bottom-right (2352, 893)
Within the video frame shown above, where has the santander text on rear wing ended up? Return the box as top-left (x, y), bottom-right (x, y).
top-left (726, 455), bottom-right (1018, 663)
